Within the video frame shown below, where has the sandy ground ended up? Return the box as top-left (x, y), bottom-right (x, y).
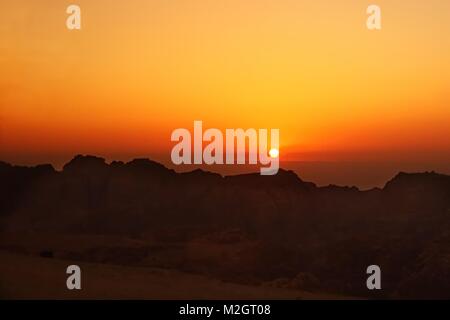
top-left (0, 250), bottom-right (347, 300)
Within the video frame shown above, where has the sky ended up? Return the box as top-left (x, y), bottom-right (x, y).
top-left (1, 0), bottom-right (449, 188)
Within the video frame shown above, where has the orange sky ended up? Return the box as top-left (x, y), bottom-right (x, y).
top-left (1, 0), bottom-right (449, 186)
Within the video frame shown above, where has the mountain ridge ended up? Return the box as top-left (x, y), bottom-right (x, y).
top-left (2, 154), bottom-right (449, 191)
top-left (1, 154), bottom-right (450, 298)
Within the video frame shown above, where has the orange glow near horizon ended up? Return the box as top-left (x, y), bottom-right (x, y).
top-left (1, 0), bottom-right (450, 186)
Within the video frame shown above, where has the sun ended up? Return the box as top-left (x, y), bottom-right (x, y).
top-left (269, 148), bottom-right (279, 158)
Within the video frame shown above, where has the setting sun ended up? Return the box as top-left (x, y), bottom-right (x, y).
top-left (269, 148), bottom-right (279, 159)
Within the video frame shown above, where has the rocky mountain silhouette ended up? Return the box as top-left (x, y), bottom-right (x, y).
top-left (1, 155), bottom-right (450, 298)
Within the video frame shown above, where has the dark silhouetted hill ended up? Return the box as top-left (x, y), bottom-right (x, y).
top-left (1, 155), bottom-right (449, 298)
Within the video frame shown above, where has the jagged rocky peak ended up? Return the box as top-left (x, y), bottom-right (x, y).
top-left (63, 154), bottom-right (108, 173)
top-left (126, 158), bottom-right (167, 169)
top-left (0, 161), bottom-right (55, 175)
top-left (124, 158), bottom-right (175, 176)
top-left (224, 168), bottom-right (316, 190)
top-left (384, 171), bottom-right (450, 191)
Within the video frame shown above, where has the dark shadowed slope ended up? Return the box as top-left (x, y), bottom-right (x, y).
top-left (1, 155), bottom-right (450, 299)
